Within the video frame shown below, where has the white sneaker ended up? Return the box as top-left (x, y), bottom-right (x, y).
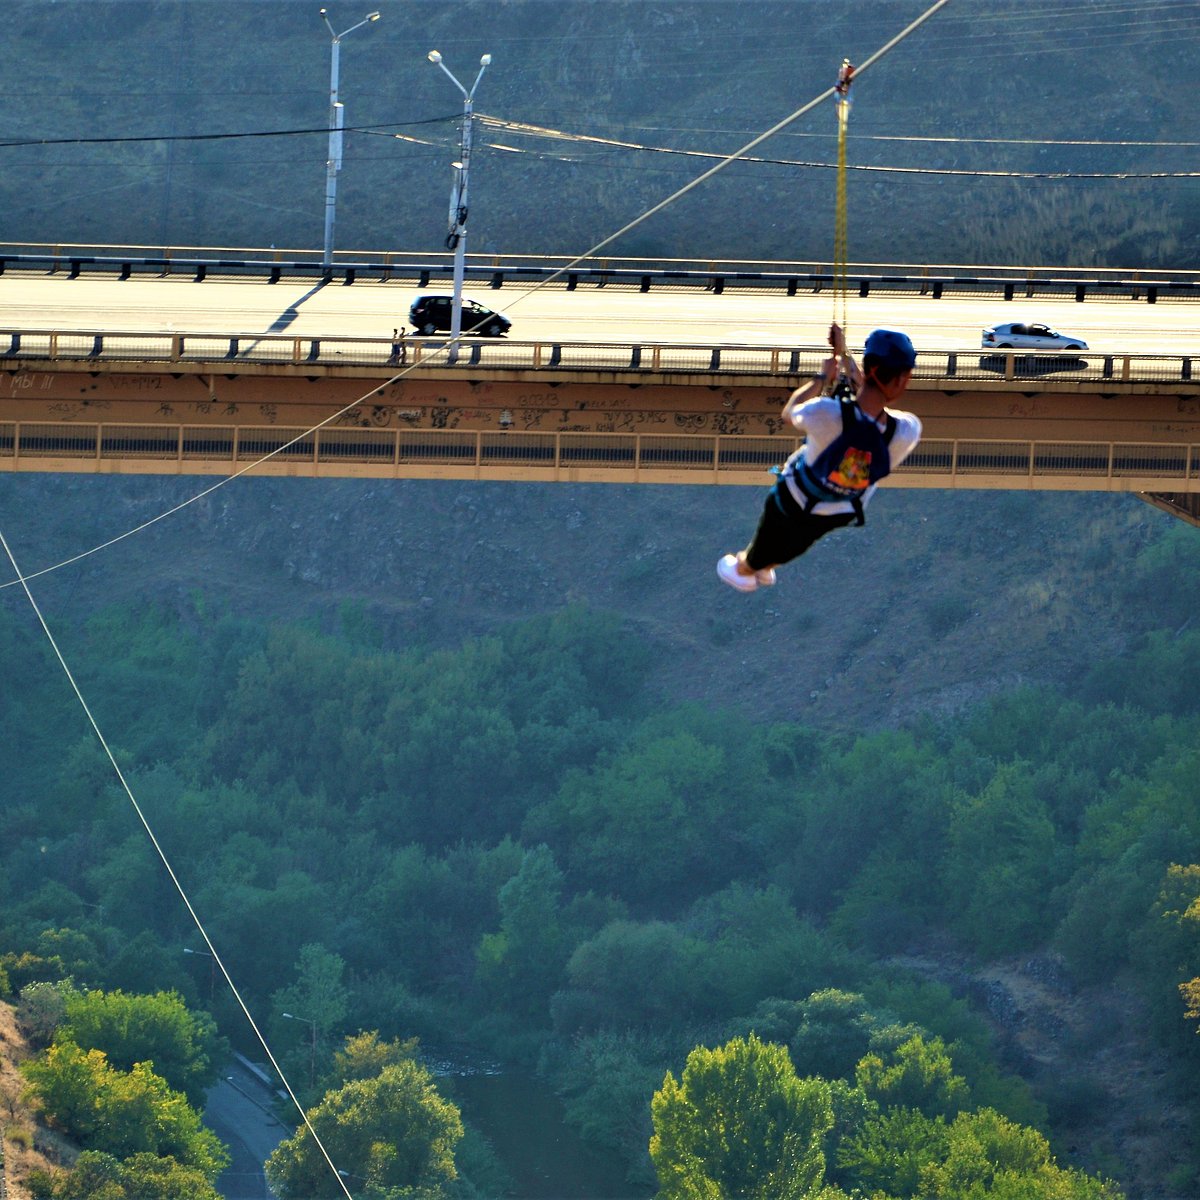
top-left (755, 568), bottom-right (777, 586)
top-left (717, 554), bottom-right (758, 592)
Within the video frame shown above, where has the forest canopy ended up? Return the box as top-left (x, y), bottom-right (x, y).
top-left (1, 587), bottom-right (1199, 1195)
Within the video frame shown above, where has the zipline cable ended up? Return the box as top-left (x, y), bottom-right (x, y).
top-left (0, 8), bottom-right (961, 1195)
top-left (506, 0), bottom-right (956, 292)
top-left (0, 0), bottom-right (957, 596)
top-left (0, 523), bottom-right (355, 1200)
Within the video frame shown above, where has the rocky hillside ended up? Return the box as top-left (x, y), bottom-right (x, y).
top-left (0, 1001), bottom-right (71, 1200)
top-left (2, 1), bottom-right (1197, 267)
top-left (0, 472), bottom-right (1179, 734)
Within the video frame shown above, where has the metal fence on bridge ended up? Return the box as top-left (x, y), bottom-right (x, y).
top-left (2, 421), bottom-right (1197, 490)
top-left (0, 329), bottom-right (1194, 387)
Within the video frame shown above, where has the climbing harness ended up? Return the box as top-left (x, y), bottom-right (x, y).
top-left (789, 396), bottom-right (897, 526)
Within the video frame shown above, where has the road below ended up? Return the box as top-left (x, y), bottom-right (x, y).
top-left (202, 1059), bottom-right (290, 1200)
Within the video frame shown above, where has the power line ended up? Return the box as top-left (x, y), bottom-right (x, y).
top-left (468, 116), bottom-right (1200, 181)
top-left (0, 115), bottom-right (458, 150)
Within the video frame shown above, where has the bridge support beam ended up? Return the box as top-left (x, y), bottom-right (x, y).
top-left (1139, 492), bottom-right (1200, 528)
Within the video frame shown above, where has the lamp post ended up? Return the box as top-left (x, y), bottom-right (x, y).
top-left (427, 49), bottom-right (491, 361)
top-left (282, 1011), bottom-right (317, 1089)
top-left (183, 947), bottom-right (216, 1003)
top-left (320, 7), bottom-right (381, 270)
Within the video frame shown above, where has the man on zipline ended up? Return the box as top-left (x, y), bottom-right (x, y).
top-left (717, 322), bottom-right (922, 592)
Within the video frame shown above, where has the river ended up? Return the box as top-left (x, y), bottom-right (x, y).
top-left (449, 1071), bottom-right (651, 1200)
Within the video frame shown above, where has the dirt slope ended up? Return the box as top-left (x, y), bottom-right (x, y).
top-left (893, 950), bottom-right (1190, 1198)
top-left (0, 1001), bottom-right (75, 1200)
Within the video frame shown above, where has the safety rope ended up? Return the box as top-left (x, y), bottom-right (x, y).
top-left (833, 58), bottom-right (854, 358)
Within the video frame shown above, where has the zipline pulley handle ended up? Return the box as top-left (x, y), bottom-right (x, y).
top-left (835, 59), bottom-right (855, 104)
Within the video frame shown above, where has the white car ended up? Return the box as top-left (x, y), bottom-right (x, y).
top-left (982, 321), bottom-right (1087, 351)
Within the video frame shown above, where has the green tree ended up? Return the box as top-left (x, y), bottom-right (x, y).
top-left (20, 1040), bottom-right (227, 1178)
top-left (649, 1034), bottom-right (833, 1200)
top-left (265, 1059), bottom-right (463, 1200)
top-left (21, 1040), bottom-right (107, 1140)
top-left (1141, 863), bottom-right (1200, 1048)
top-left (105, 930), bottom-right (193, 999)
top-left (836, 1106), bottom-right (948, 1197)
top-left (557, 1030), bottom-right (666, 1172)
top-left (786, 730), bottom-right (941, 918)
top-left (524, 730), bottom-right (757, 906)
top-left (28, 1150), bottom-right (222, 1200)
top-left (0, 926), bottom-right (102, 991)
top-left (327, 1030), bottom-right (420, 1086)
top-left (59, 987), bottom-right (225, 1107)
top-left (476, 844), bottom-right (569, 1019)
top-left (17, 980), bottom-right (71, 1047)
top-left (196, 869), bottom-right (332, 998)
top-left (360, 838), bottom-right (526, 990)
top-left (687, 885), bottom-right (841, 1018)
top-left (560, 920), bottom-right (705, 1030)
top-left (787, 990), bottom-right (876, 1082)
top-left (273, 943), bottom-right (350, 1052)
top-left (855, 1035), bottom-right (970, 1120)
top-left (921, 1108), bottom-right (1122, 1199)
top-left (1183, 977), bottom-right (1200, 1030)
top-left (943, 766), bottom-right (1060, 954)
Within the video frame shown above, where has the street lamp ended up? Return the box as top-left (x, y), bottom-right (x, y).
top-left (183, 947), bottom-right (216, 1003)
top-left (320, 7), bottom-right (381, 270)
top-left (282, 1011), bottom-right (317, 1089)
top-left (427, 49), bottom-right (491, 360)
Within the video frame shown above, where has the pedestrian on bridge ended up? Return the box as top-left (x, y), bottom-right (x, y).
top-left (717, 323), bottom-right (922, 592)
top-left (389, 327), bottom-right (408, 366)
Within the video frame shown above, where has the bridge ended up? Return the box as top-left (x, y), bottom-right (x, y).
top-left (1, 248), bottom-right (1197, 524)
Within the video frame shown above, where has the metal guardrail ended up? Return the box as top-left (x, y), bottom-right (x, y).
top-left (0, 329), bottom-right (1194, 387)
top-left (1, 422), bottom-right (1197, 488)
top-left (0, 246), bottom-right (1194, 302)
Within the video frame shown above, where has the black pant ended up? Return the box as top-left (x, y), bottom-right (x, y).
top-left (743, 483), bottom-right (858, 571)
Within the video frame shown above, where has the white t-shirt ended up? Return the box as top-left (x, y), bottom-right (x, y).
top-left (782, 396), bottom-right (922, 517)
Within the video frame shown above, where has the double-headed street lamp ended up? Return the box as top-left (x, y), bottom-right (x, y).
top-left (427, 49), bottom-right (491, 359)
top-left (320, 7), bottom-right (381, 270)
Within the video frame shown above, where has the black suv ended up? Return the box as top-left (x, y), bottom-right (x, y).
top-left (408, 293), bottom-right (511, 337)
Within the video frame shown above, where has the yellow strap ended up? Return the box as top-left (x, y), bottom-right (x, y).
top-left (833, 60), bottom-right (852, 348)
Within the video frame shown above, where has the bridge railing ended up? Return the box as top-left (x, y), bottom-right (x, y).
top-left (1, 420), bottom-right (1197, 489)
top-left (0, 329), bottom-right (1194, 387)
top-left (0, 243), bottom-right (1195, 302)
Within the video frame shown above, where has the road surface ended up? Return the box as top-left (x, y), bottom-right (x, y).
top-left (0, 273), bottom-right (1194, 356)
top-left (203, 1059), bottom-right (290, 1200)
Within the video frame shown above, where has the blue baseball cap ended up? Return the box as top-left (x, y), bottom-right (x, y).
top-left (863, 328), bottom-right (916, 371)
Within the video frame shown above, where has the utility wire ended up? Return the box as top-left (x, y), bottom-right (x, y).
top-left (465, 117), bottom-right (1200, 180)
top-left (479, 120), bottom-right (1200, 151)
top-left (0, 115), bottom-right (457, 150)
